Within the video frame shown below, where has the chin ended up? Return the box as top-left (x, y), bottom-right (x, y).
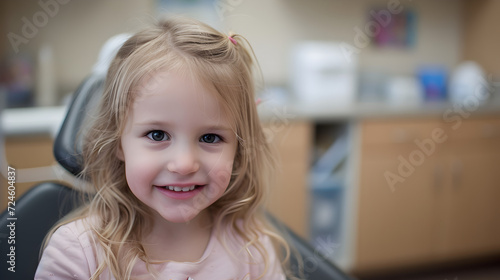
top-left (159, 209), bottom-right (204, 224)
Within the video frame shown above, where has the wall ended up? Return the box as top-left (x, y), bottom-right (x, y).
top-left (463, 0), bottom-right (500, 78)
top-left (225, 0), bottom-right (463, 85)
top-left (1, 0), bottom-right (154, 101)
top-left (2, 0), bottom-right (464, 103)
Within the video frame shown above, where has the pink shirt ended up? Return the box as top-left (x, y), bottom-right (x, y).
top-left (35, 219), bottom-right (286, 280)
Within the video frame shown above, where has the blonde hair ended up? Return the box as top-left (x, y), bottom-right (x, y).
top-left (44, 17), bottom-right (291, 279)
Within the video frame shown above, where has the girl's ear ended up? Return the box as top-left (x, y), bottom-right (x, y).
top-left (116, 141), bottom-right (125, 161)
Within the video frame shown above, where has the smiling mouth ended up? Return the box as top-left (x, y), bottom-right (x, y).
top-left (157, 185), bottom-right (203, 192)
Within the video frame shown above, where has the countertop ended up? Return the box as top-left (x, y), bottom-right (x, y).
top-left (3, 99), bottom-right (500, 137)
top-left (258, 98), bottom-right (500, 122)
top-left (1, 106), bottom-right (68, 137)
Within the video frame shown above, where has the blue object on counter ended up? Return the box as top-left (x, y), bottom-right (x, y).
top-left (417, 66), bottom-right (447, 102)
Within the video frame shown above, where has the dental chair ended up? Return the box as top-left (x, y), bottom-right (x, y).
top-left (0, 36), bottom-right (356, 280)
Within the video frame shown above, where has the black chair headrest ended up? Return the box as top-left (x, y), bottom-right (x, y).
top-left (53, 74), bottom-right (105, 176)
top-left (53, 33), bottom-right (130, 176)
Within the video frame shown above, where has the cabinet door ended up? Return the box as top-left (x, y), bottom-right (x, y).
top-left (265, 121), bottom-right (313, 239)
top-left (2, 136), bottom-right (55, 209)
top-left (440, 118), bottom-right (500, 258)
top-left (440, 147), bottom-right (500, 257)
top-left (356, 120), bottom-right (445, 271)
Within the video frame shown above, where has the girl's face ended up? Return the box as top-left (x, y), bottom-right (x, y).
top-left (117, 70), bottom-right (237, 223)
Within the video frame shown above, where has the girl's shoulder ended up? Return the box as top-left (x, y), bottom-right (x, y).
top-left (52, 217), bottom-right (97, 247)
top-left (224, 218), bottom-right (273, 241)
top-left (35, 218), bottom-right (99, 280)
top-left (217, 218), bottom-right (277, 257)
top-left (59, 217), bottom-right (93, 233)
top-left (212, 219), bottom-right (286, 278)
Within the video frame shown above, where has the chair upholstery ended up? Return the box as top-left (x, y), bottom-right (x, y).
top-left (53, 74), bottom-right (105, 176)
top-left (0, 182), bottom-right (79, 280)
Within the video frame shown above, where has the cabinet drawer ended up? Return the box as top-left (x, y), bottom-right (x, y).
top-left (447, 118), bottom-right (500, 141)
top-left (3, 136), bottom-right (55, 209)
top-left (263, 121), bottom-right (312, 239)
top-left (362, 119), bottom-right (444, 146)
top-left (264, 121), bottom-right (312, 150)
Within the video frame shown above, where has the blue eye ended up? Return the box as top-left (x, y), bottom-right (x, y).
top-left (200, 134), bottom-right (221, 143)
top-left (147, 130), bottom-right (169, 141)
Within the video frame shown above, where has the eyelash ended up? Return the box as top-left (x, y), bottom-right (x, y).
top-left (145, 130), bottom-right (223, 144)
top-left (146, 130), bottom-right (169, 142)
top-left (200, 134), bottom-right (223, 144)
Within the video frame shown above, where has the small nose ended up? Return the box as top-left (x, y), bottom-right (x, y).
top-left (166, 144), bottom-right (200, 175)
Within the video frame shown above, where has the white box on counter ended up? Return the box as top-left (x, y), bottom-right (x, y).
top-left (290, 42), bottom-right (358, 107)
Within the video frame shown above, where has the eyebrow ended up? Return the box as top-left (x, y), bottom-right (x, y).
top-left (133, 120), bottom-right (171, 127)
top-left (204, 125), bottom-right (234, 133)
top-left (133, 121), bottom-right (234, 132)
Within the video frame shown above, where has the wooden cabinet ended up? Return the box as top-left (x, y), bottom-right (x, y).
top-left (265, 121), bottom-right (313, 239)
top-left (356, 119), bottom-right (445, 271)
top-left (438, 118), bottom-right (500, 259)
top-left (355, 117), bottom-right (500, 273)
top-left (1, 136), bottom-right (56, 209)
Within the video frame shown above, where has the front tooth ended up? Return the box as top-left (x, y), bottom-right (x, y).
top-left (182, 187), bottom-right (190, 192)
top-left (168, 186), bottom-right (174, 191)
top-left (174, 186), bottom-right (182, 192)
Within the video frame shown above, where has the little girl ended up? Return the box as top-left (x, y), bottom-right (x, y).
top-left (35, 17), bottom-right (290, 279)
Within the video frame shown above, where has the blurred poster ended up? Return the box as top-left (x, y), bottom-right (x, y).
top-left (371, 9), bottom-right (417, 48)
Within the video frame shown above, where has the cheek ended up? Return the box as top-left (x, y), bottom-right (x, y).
top-left (203, 163), bottom-right (232, 206)
top-left (124, 152), bottom-right (159, 191)
top-left (209, 150), bottom-right (235, 192)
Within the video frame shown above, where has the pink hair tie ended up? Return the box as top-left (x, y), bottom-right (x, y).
top-left (228, 36), bottom-right (237, 46)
